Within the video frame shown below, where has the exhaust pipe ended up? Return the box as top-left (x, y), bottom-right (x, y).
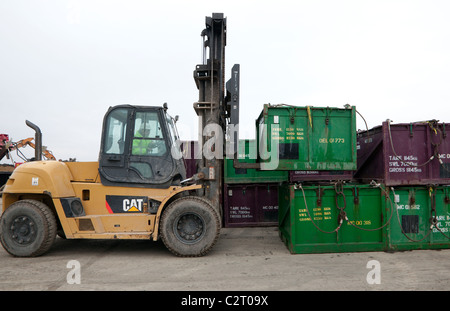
top-left (25, 120), bottom-right (42, 161)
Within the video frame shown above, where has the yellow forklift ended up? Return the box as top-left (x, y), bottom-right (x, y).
top-left (1, 13), bottom-right (237, 257)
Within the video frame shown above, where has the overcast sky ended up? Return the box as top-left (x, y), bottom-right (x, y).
top-left (1, 0), bottom-right (450, 162)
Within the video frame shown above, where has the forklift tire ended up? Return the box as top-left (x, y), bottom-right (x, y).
top-left (0, 200), bottom-right (57, 257)
top-left (160, 196), bottom-right (220, 257)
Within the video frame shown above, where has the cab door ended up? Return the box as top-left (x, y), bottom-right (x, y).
top-left (98, 106), bottom-right (131, 183)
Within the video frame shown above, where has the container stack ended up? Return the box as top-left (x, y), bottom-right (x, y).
top-left (181, 139), bottom-right (288, 228)
top-left (257, 104), bottom-right (382, 253)
top-left (182, 105), bottom-right (450, 253)
top-left (224, 139), bottom-right (288, 227)
top-left (354, 120), bottom-right (450, 252)
top-left (257, 104), bottom-right (450, 254)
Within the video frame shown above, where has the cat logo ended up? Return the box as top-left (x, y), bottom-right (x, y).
top-left (105, 195), bottom-right (148, 214)
top-left (123, 198), bottom-right (144, 212)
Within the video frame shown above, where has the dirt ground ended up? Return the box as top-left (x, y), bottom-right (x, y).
top-left (0, 219), bottom-right (449, 292)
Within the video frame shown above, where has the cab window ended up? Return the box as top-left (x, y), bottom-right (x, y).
top-left (104, 108), bottom-right (128, 155)
top-left (132, 111), bottom-right (167, 156)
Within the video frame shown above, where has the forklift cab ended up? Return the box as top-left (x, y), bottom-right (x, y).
top-left (98, 104), bottom-right (186, 188)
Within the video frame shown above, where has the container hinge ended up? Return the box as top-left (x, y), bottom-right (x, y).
top-left (352, 187), bottom-right (360, 205)
top-left (315, 187), bottom-right (323, 206)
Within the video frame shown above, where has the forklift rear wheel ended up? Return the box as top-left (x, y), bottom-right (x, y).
top-left (0, 200), bottom-right (57, 257)
top-left (160, 196), bottom-right (220, 257)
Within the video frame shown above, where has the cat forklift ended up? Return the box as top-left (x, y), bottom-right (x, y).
top-left (1, 13), bottom-right (240, 257)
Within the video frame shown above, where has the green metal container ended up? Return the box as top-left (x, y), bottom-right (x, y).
top-left (225, 140), bottom-right (288, 184)
top-left (278, 183), bottom-right (387, 254)
top-left (387, 186), bottom-right (450, 251)
top-left (256, 104), bottom-right (357, 171)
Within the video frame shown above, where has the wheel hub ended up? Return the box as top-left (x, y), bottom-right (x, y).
top-left (10, 216), bottom-right (37, 245)
top-left (174, 213), bottom-right (205, 244)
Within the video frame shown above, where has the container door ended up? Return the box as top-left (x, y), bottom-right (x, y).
top-left (388, 187), bottom-right (431, 250)
top-left (224, 184), bottom-right (257, 227)
top-left (256, 184), bottom-right (279, 224)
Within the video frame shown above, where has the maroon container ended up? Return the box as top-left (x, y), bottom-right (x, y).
top-left (223, 183), bottom-right (279, 228)
top-left (180, 140), bottom-right (200, 178)
top-left (355, 120), bottom-right (450, 186)
top-left (288, 170), bottom-right (354, 182)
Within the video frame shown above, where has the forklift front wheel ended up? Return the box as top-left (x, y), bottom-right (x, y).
top-left (160, 196), bottom-right (220, 257)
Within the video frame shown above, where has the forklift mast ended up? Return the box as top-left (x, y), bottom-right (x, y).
top-left (193, 13), bottom-right (230, 212)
